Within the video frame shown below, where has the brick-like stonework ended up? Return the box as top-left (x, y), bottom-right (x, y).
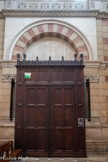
top-left (106, 96), bottom-right (108, 103)
top-left (84, 61), bottom-right (108, 154)
top-left (96, 20), bottom-right (104, 61)
top-left (0, 18), bottom-right (5, 60)
top-left (12, 23), bottom-right (89, 61)
top-left (102, 20), bottom-right (108, 61)
top-left (0, 68), bottom-right (11, 119)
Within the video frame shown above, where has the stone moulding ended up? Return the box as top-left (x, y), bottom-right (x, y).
top-left (1, 9), bottom-right (108, 18)
top-left (1, 9), bottom-right (108, 19)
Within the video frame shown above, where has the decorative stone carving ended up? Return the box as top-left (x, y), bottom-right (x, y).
top-left (6, 0), bottom-right (89, 10)
top-left (2, 74), bottom-right (16, 83)
top-left (89, 0), bottom-right (95, 9)
top-left (84, 75), bottom-right (100, 83)
top-left (6, 0), bottom-right (12, 9)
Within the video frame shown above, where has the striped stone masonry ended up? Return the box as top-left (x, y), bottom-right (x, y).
top-left (12, 23), bottom-right (89, 60)
top-left (106, 96), bottom-right (108, 103)
top-left (103, 20), bottom-right (108, 61)
top-left (105, 76), bottom-right (108, 82)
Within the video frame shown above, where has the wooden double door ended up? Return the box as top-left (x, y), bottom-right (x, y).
top-left (15, 66), bottom-right (86, 157)
top-left (24, 85), bottom-right (75, 157)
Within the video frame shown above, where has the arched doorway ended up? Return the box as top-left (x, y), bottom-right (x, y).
top-left (9, 21), bottom-right (91, 61)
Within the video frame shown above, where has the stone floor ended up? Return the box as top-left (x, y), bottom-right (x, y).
top-left (15, 155), bottom-right (108, 162)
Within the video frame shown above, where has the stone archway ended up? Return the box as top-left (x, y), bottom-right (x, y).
top-left (11, 23), bottom-right (90, 60)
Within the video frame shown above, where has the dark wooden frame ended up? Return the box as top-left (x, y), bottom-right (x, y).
top-left (15, 53), bottom-right (86, 157)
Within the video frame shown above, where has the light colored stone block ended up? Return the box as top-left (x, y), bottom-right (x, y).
top-left (97, 38), bottom-right (103, 44)
top-left (0, 109), bottom-right (10, 118)
top-left (102, 128), bottom-right (108, 139)
top-left (97, 31), bottom-right (103, 38)
top-left (104, 51), bottom-right (108, 56)
top-left (23, 32), bottom-right (32, 41)
top-left (32, 26), bottom-right (40, 35)
top-left (98, 83), bottom-right (106, 89)
top-left (86, 128), bottom-right (102, 139)
top-left (0, 49), bottom-right (3, 55)
top-left (99, 69), bottom-right (105, 76)
top-left (96, 26), bottom-right (102, 32)
top-left (42, 24), bottom-right (48, 33)
top-left (97, 50), bottom-right (103, 56)
top-left (105, 68), bottom-right (108, 75)
top-left (98, 103), bottom-right (107, 109)
top-left (96, 20), bottom-right (102, 26)
top-left (0, 25), bottom-right (5, 32)
top-left (86, 142), bottom-right (107, 152)
top-left (3, 83), bottom-right (11, 89)
top-left (97, 43), bottom-right (103, 50)
top-left (0, 96), bottom-right (10, 103)
top-left (102, 26), bottom-right (108, 32)
top-left (2, 89), bottom-right (11, 96)
top-left (98, 96), bottom-right (106, 103)
top-left (61, 27), bottom-right (68, 35)
top-left (98, 56), bottom-right (104, 61)
top-left (103, 44), bottom-right (108, 50)
top-left (100, 117), bottom-right (108, 124)
top-left (105, 84), bottom-right (108, 89)
top-left (99, 76), bottom-right (105, 83)
top-left (84, 68), bottom-right (98, 75)
top-left (103, 32), bottom-right (108, 38)
top-left (0, 37), bottom-right (4, 44)
top-left (69, 32), bottom-right (78, 41)
top-left (0, 127), bottom-right (14, 139)
top-left (0, 19), bottom-right (5, 25)
top-left (0, 82), bottom-right (4, 88)
top-left (75, 40), bottom-right (85, 48)
top-left (91, 96), bottom-right (99, 103)
top-left (90, 89), bottom-right (98, 96)
top-left (91, 103), bottom-right (99, 109)
top-left (90, 83), bottom-right (98, 89)
top-left (0, 32), bottom-right (4, 37)
top-left (0, 44), bottom-right (4, 50)
top-left (16, 40), bottom-right (25, 48)
top-left (98, 89), bottom-right (106, 96)
top-left (91, 109), bottom-right (107, 117)
top-left (0, 103), bottom-right (10, 109)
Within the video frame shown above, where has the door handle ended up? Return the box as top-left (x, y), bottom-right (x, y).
top-left (78, 118), bottom-right (84, 127)
top-left (78, 104), bottom-right (82, 107)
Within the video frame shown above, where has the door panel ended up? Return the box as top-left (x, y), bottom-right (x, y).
top-left (25, 86), bottom-right (49, 155)
top-left (51, 86), bottom-right (75, 156)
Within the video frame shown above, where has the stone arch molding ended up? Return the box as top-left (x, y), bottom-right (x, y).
top-left (9, 20), bottom-right (92, 60)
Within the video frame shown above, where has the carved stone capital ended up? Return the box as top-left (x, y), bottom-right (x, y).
top-left (84, 75), bottom-right (100, 83)
top-left (2, 74), bottom-right (16, 83)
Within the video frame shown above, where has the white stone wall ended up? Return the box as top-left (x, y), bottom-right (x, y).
top-left (26, 37), bottom-right (75, 60)
top-left (4, 17), bottom-right (97, 60)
